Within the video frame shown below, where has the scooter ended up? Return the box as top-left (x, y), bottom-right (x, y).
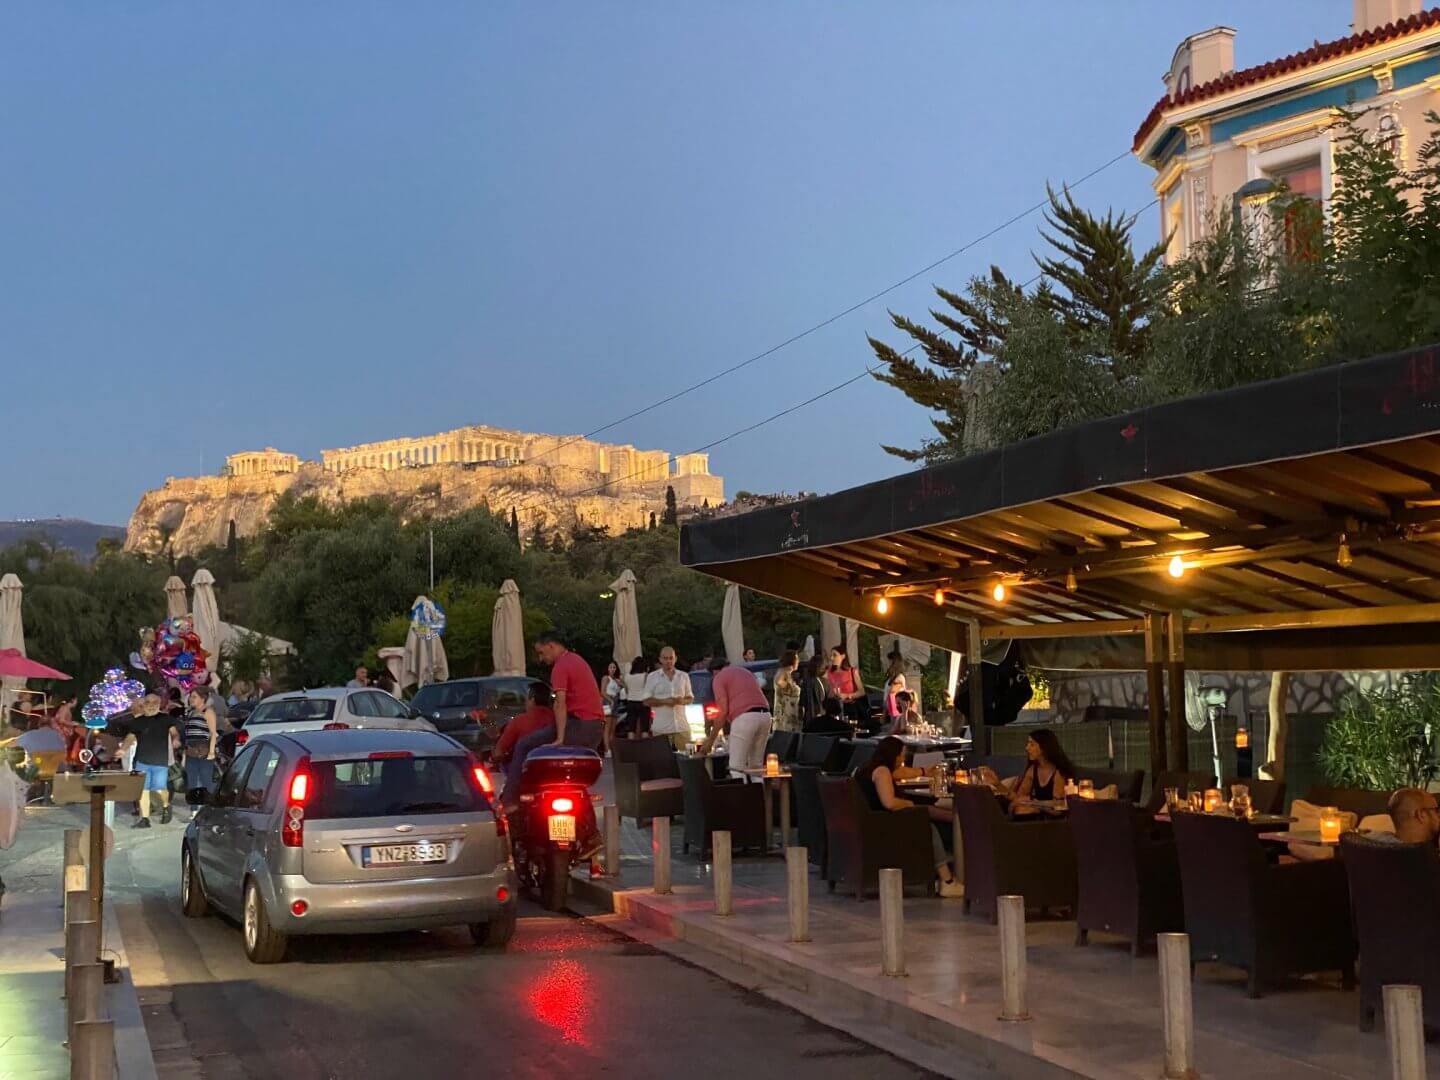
top-left (506, 746), bottom-right (603, 911)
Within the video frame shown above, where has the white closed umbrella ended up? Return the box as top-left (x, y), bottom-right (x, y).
top-left (190, 569), bottom-right (222, 665)
top-left (164, 576), bottom-right (188, 619)
top-left (402, 596), bottom-right (450, 690)
top-left (820, 612), bottom-right (842, 656)
top-left (491, 579), bottom-right (525, 676)
top-left (610, 569), bottom-right (641, 672)
top-left (799, 635), bottom-right (815, 663)
top-left (0, 574), bottom-right (24, 712)
top-left (721, 584), bottom-right (745, 662)
top-left (845, 619), bottom-right (861, 670)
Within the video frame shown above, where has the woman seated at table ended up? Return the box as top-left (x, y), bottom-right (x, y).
top-left (1011, 728), bottom-right (1076, 815)
top-left (857, 736), bottom-right (963, 898)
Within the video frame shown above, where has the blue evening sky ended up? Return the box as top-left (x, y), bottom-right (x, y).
top-left (1, 1), bottom-right (1345, 525)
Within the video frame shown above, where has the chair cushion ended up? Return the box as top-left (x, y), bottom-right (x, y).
top-left (1359, 813), bottom-right (1395, 835)
top-left (640, 778), bottom-right (684, 793)
top-left (1095, 784), bottom-right (1119, 800)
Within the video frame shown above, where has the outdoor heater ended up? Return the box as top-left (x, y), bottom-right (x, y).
top-left (1198, 684), bottom-right (1229, 789)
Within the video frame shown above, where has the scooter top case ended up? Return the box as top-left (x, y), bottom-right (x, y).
top-left (518, 746), bottom-right (603, 791)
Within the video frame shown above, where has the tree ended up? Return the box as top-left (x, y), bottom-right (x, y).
top-left (508, 507), bottom-right (520, 544)
top-left (662, 485), bottom-right (678, 526)
top-left (648, 511), bottom-right (657, 530)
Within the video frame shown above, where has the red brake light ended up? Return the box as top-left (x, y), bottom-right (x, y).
top-left (368, 750), bottom-right (412, 760)
top-left (289, 772), bottom-right (309, 803)
top-left (283, 759), bottom-right (311, 848)
top-left (473, 764), bottom-right (495, 795)
top-left (549, 796), bottom-right (575, 814)
top-left (322, 722), bottom-right (350, 730)
top-left (236, 730), bottom-right (249, 746)
top-left (468, 707), bottom-right (489, 723)
top-left (704, 703), bottom-right (721, 720)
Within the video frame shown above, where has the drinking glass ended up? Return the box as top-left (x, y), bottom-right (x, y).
top-left (1187, 791), bottom-right (1204, 813)
top-left (1231, 791), bottom-right (1253, 819)
top-left (1163, 787), bottom-right (1180, 813)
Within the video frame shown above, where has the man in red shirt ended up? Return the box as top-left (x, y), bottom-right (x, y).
top-left (491, 684), bottom-right (556, 769)
top-left (506, 631), bottom-right (606, 799)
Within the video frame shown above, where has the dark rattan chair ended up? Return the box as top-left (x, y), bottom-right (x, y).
top-left (1171, 812), bottom-right (1355, 997)
top-left (952, 785), bottom-right (1077, 923)
top-left (795, 735), bottom-right (837, 769)
top-left (612, 737), bottom-right (684, 824)
top-left (1144, 770), bottom-right (1218, 814)
top-left (766, 730), bottom-right (800, 765)
top-left (817, 775), bottom-right (934, 900)
top-left (679, 755), bottom-right (767, 858)
top-left (791, 765), bottom-right (829, 871)
top-left (1070, 797), bottom-right (1182, 955)
top-left (1340, 832), bottom-right (1440, 1032)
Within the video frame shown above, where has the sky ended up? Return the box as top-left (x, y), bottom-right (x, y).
top-left (0, 1), bottom-right (1350, 525)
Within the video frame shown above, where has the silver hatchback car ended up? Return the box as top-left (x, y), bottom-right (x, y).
top-left (181, 728), bottom-right (518, 963)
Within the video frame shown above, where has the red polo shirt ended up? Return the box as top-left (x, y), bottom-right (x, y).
top-left (550, 650), bottom-right (605, 722)
top-left (713, 664), bottom-right (770, 724)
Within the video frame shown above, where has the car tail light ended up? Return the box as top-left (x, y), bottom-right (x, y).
top-left (472, 763), bottom-right (495, 796)
top-left (703, 703), bottom-right (721, 721)
top-left (369, 750), bottom-right (411, 760)
top-left (283, 758), bottom-right (311, 848)
top-left (549, 795), bottom-right (575, 814)
top-left (236, 730), bottom-right (249, 747)
top-left (322, 722), bottom-right (350, 730)
top-left (496, 886), bottom-right (510, 904)
top-left (290, 900), bottom-right (309, 916)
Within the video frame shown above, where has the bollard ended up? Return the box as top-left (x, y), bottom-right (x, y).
top-left (603, 805), bottom-right (621, 878)
top-left (1384, 984), bottom-right (1425, 1080)
top-left (63, 920), bottom-right (99, 1003)
top-left (879, 868), bottom-right (905, 976)
top-left (998, 895), bottom-right (1031, 1021)
top-left (67, 963), bottom-right (105, 1038)
top-left (786, 846), bottom-right (809, 943)
top-left (652, 817), bottom-right (672, 895)
top-left (1158, 933), bottom-right (1195, 1079)
top-left (64, 887), bottom-right (89, 931)
top-left (69, 1018), bottom-right (115, 1080)
top-left (713, 831), bottom-right (733, 916)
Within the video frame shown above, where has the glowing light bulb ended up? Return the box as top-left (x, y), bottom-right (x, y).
top-left (933, 587), bottom-right (945, 606)
top-left (876, 595), bottom-right (890, 615)
top-left (1337, 536), bottom-right (1353, 568)
top-left (991, 582), bottom-right (1006, 603)
top-left (1168, 555), bottom-right (1186, 579)
top-left (1064, 569), bottom-right (1077, 593)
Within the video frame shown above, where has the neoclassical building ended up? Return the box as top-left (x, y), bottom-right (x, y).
top-left (1133, 0), bottom-right (1440, 264)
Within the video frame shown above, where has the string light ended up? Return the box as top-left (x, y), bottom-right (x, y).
top-left (876, 595), bottom-right (890, 615)
top-left (1337, 535), bottom-right (1353, 568)
top-left (991, 581), bottom-right (1007, 603)
top-left (933, 587), bottom-right (945, 606)
top-left (1064, 569), bottom-right (1077, 593)
top-left (1168, 555), bottom-right (1186, 579)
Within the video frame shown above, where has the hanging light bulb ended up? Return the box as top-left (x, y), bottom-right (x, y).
top-left (933, 587), bottom-right (945, 606)
top-left (876, 595), bottom-right (890, 615)
top-left (1064, 569), bottom-right (1078, 593)
top-left (1168, 555), bottom-right (1186, 579)
top-left (991, 581), bottom-right (1007, 603)
top-left (1337, 534), bottom-right (1353, 568)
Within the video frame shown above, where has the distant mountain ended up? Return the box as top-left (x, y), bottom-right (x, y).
top-left (0, 518), bottom-right (126, 560)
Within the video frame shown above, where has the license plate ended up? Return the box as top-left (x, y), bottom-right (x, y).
top-left (548, 815), bottom-right (576, 842)
top-left (363, 841), bottom-right (448, 867)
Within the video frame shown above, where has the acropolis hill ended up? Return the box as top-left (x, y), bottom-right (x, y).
top-left (124, 424), bottom-right (723, 557)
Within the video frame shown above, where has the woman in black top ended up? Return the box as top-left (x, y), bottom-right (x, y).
top-left (796, 657), bottom-right (831, 732)
top-left (857, 736), bottom-right (963, 897)
top-left (1013, 728), bottom-right (1076, 807)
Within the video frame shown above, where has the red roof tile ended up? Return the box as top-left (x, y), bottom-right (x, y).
top-left (1133, 7), bottom-right (1440, 154)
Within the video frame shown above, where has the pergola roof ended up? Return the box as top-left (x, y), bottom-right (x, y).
top-left (681, 344), bottom-right (1440, 663)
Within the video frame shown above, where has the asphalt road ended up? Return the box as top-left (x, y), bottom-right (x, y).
top-left (100, 819), bottom-right (943, 1080)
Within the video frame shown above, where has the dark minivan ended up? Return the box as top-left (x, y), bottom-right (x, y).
top-left (410, 677), bottom-right (548, 759)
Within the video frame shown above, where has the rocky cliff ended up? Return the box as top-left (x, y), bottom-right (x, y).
top-left (124, 461), bottom-right (684, 556)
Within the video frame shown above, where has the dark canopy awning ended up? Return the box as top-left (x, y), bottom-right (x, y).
top-left (681, 343), bottom-right (1440, 667)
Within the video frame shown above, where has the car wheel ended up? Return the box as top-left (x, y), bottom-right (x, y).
top-left (180, 846), bottom-right (209, 918)
top-left (242, 879), bottom-right (288, 964)
top-left (470, 908), bottom-right (516, 948)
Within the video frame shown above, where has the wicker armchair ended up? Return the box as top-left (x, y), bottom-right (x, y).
top-left (817, 775), bottom-right (934, 900)
top-left (611, 737), bottom-right (684, 824)
top-left (952, 784), bottom-right (1077, 923)
top-left (1069, 797), bottom-right (1182, 955)
top-left (679, 755), bottom-right (767, 858)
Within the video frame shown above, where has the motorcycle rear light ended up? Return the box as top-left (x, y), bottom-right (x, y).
top-left (290, 900), bottom-right (309, 916)
top-left (322, 722), bottom-right (350, 730)
top-left (549, 796), bottom-right (575, 814)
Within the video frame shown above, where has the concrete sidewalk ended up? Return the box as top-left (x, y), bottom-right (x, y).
top-left (0, 805), bottom-right (158, 1080)
top-left (571, 817), bottom-right (1438, 1080)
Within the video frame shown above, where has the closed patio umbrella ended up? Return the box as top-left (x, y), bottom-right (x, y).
top-left (610, 569), bottom-right (641, 672)
top-left (721, 584), bottom-right (745, 663)
top-left (164, 576), bottom-right (188, 619)
top-left (820, 612), bottom-right (842, 656)
top-left (0, 574), bottom-right (23, 712)
top-left (402, 596), bottom-right (450, 690)
top-left (491, 579), bottom-right (525, 676)
top-left (191, 569), bottom-right (222, 671)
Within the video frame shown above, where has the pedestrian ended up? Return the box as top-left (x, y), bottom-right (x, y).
top-left (506, 631), bottom-right (606, 802)
top-left (886, 690), bottom-right (922, 736)
top-left (601, 660), bottom-right (624, 747)
top-left (826, 646), bottom-right (868, 730)
top-left (346, 665), bottom-right (370, 689)
top-left (108, 692), bottom-right (183, 827)
top-left (796, 656), bottom-right (829, 731)
top-left (742, 647), bottom-right (756, 663)
top-left (644, 646), bottom-right (693, 751)
top-left (885, 673), bottom-right (908, 723)
top-left (182, 687), bottom-right (219, 817)
top-left (690, 651), bottom-right (713, 674)
top-left (255, 675), bottom-right (274, 700)
top-left (227, 679), bottom-right (252, 707)
top-left (622, 658), bottom-right (651, 739)
top-left (706, 656), bottom-right (772, 775)
top-left (374, 670), bottom-right (399, 697)
top-left (772, 650), bottom-right (801, 732)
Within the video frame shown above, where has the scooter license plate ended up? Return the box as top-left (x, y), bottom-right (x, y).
top-left (548, 814), bottom-right (576, 842)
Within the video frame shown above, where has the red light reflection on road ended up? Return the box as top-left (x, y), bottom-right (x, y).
top-left (526, 958), bottom-right (590, 1047)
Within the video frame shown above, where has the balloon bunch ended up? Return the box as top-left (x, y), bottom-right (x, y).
top-left (137, 615), bottom-right (211, 690)
top-left (81, 667), bottom-right (146, 729)
top-left (410, 597), bottom-right (447, 640)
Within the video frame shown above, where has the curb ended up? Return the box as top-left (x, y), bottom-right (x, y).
top-left (103, 899), bottom-right (161, 1080)
top-left (567, 874), bottom-right (1090, 1080)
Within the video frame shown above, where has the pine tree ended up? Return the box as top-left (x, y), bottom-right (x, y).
top-left (662, 485), bottom-right (678, 526)
top-left (648, 511), bottom-right (657, 530)
top-left (226, 519), bottom-right (238, 574)
top-left (508, 507), bottom-right (520, 544)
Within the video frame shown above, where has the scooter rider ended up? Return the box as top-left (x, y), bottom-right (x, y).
top-left (506, 630), bottom-right (605, 804)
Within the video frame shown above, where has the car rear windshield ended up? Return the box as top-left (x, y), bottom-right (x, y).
top-left (248, 697), bottom-right (336, 724)
top-left (306, 756), bottom-right (487, 818)
top-left (412, 683), bottom-right (479, 711)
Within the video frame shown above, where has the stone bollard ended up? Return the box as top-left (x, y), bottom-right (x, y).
top-left (1158, 933), bottom-right (1195, 1079)
top-left (998, 895), bottom-right (1031, 1021)
top-left (713, 831), bottom-right (733, 916)
top-left (652, 817), bottom-right (672, 895)
top-left (63, 920), bottom-right (99, 1003)
top-left (69, 1018), bottom-right (115, 1080)
top-left (786, 847), bottom-right (809, 943)
top-left (1384, 984), bottom-right (1425, 1080)
top-left (67, 963), bottom-right (105, 1039)
top-left (603, 805), bottom-right (621, 878)
top-left (879, 868), bottom-right (905, 976)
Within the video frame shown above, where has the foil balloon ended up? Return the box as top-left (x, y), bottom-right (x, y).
top-left (141, 616), bottom-right (210, 690)
top-left (410, 597), bottom-right (447, 640)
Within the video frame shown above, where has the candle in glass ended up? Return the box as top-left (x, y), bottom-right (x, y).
top-left (1077, 779), bottom-right (1095, 799)
top-left (765, 753), bottom-right (780, 777)
top-left (1203, 788), bottom-right (1223, 813)
top-left (1319, 806), bottom-right (1343, 843)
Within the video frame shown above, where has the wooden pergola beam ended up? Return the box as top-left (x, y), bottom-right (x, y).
top-left (1185, 602), bottom-right (1440, 634)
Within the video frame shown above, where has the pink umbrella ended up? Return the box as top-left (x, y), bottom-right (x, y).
top-left (0, 649), bottom-right (71, 681)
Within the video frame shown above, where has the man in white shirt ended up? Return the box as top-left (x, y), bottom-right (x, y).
top-left (644, 646), bottom-right (694, 751)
